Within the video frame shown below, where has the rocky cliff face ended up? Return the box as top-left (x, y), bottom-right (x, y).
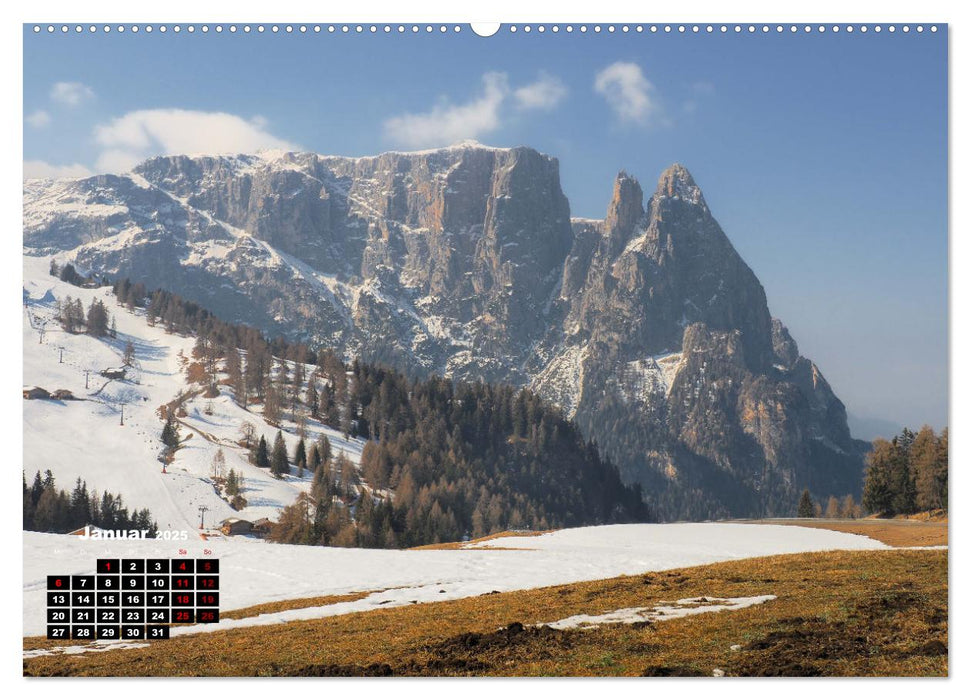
top-left (23, 142), bottom-right (867, 519)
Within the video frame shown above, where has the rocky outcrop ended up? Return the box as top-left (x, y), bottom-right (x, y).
top-left (23, 143), bottom-right (867, 519)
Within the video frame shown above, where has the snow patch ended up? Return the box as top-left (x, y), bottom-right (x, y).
top-left (622, 351), bottom-right (684, 401)
top-left (542, 595), bottom-right (777, 630)
top-left (24, 523), bottom-right (887, 638)
top-left (529, 344), bottom-right (590, 419)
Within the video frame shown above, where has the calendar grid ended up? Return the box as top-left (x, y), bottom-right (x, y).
top-left (46, 558), bottom-right (219, 640)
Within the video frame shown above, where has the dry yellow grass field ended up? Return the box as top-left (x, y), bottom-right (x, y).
top-left (23, 548), bottom-right (947, 677)
top-left (753, 518), bottom-right (948, 547)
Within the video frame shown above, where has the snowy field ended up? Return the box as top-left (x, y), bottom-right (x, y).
top-left (23, 523), bottom-right (888, 638)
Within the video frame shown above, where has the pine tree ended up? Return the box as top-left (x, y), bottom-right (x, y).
top-left (271, 431), bottom-right (290, 478)
top-left (161, 415), bottom-right (180, 449)
top-left (23, 473), bottom-right (34, 529)
top-left (320, 384), bottom-right (339, 427)
top-left (294, 438), bottom-right (307, 478)
top-left (897, 428), bottom-right (917, 454)
top-left (308, 444), bottom-right (322, 474)
top-left (30, 471), bottom-right (44, 507)
top-left (797, 489), bottom-right (815, 518)
top-left (70, 477), bottom-right (90, 525)
top-left (59, 295), bottom-right (85, 333)
top-left (888, 436), bottom-right (916, 515)
top-left (307, 379), bottom-right (320, 419)
top-left (863, 439), bottom-right (896, 515)
top-left (59, 263), bottom-right (83, 285)
top-left (254, 435), bottom-right (271, 468)
top-left (86, 299), bottom-right (110, 337)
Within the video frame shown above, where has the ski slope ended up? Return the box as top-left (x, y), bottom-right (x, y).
top-left (23, 523), bottom-right (889, 637)
top-left (22, 254), bottom-right (364, 533)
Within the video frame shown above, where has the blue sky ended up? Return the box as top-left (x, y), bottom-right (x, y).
top-left (23, 25), bottom-right (948, 434)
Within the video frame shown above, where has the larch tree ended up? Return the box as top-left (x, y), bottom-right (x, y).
top-left (225, 348), bottom-right (244, 403)
top-left (824, 495), bottom-right (840, 519)
top-left (210, 448), bottom-right (226, 480)
top-left (840, 494), bottom-right (859, 519)
top-left (123, 340), bottom-right (136, 367)
top-left (263, 379), bottom-right (281, 425)
top-left (915, 426), bottom-right (948, 511)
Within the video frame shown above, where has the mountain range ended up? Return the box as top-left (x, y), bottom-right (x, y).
top-left (23, 141), bottom-right (869, 519)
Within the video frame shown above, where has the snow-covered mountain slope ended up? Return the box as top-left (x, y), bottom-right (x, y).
top-left (23, 522), bottom-right (889, 638)
top-left (23, 144), bottom-right (869, 520)
top-left (22, 255), bottom-right (364, 533)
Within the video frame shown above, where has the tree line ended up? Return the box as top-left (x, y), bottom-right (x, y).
top-left (796, 489), bottom-right (861, 519)
top-left (54, 295), bottom-right (116, 338)
top-left (268, 369), bottom-right (649, 547)
top-left (110, 275), bottom-right (651, 547)
top-left (795, 425), bottom-right (948, 519)
top-left (862, 426), bottom-right (948, 516)
top-left (23, 470), bottom-right (158, 536)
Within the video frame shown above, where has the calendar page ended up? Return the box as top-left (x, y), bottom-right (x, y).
top-left (20, 13), bottom-right (949, 682)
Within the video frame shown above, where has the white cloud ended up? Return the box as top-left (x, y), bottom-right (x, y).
top-left (50, 82), bottom-right (95, 107)
top-left (23, 160), bottom-right (93, 179)
top-left (25, 110), bottom-right (51, 128)
top-left (94, 150), bottom-right (146, 175)
top-left (92, 109), bottom-right (298, 173)
top-left (594, 62), bottom-right (657, 124)
top-left (384, 73), bottom-right (510, 149)
top-left (514, 72), bottom-right (568, 111)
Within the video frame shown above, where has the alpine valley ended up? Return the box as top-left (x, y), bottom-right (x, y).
top-left (23, 141), bottom-right (869, 520)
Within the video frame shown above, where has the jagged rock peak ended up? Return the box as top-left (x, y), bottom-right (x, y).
top-left (604, 170), bottom-right (645, 238)
top-left (771, 318), bottom-right (800, 368)
top-left (654, 163), bottom-right (706, 208)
